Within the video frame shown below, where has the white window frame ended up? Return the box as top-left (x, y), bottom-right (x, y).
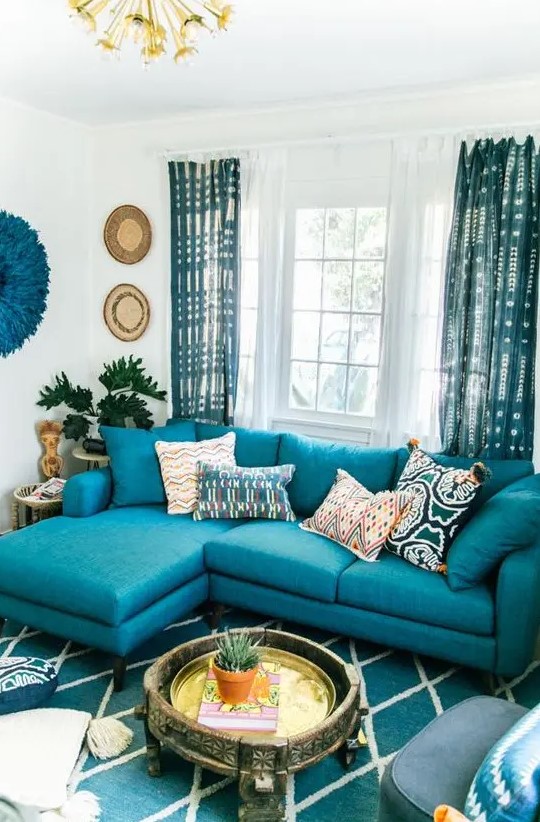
top-left (275, 204), bottom-right (387, 436)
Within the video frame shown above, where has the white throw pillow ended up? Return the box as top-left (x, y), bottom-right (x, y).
top-left (155, 432), bottom-right (236, 515)
top-left (0, 708), bottom-right (90, 812)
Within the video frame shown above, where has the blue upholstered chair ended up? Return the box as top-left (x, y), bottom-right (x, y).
top-left (377, 696), bottom-right (528, 822)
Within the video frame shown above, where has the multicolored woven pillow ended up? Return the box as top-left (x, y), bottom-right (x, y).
top-left (155, 432), bottom-right (236, 515)
top-left (300, 469), bottom-right (412, 562)
top-left (386, 442), bottom-right (490, 572)
top-left (465, 702), bottom-right (540, 822)
top-left (194, 463), bottom-right (296, 521)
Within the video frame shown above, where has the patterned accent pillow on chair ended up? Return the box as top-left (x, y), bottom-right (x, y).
top-left (155, 432), bottom-right (236, 515)
top-left (0, 657), bottom-right (58, 715)
top-left (194, 463), bottom-right (296, 521)
top-left (464, 702), bottom-right (540, 822)
top-left (386, 443), bottom-right (490, 572)
top-left (300, 469), bottom-right (412, 561)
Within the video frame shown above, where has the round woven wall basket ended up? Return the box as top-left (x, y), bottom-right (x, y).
top-left (104, 205), bottom-right (152, 264)
top-left (103, 283), bottom-right (150, 342)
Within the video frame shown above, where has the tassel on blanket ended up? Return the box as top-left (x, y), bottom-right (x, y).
top-left (41, 791), bottom-right (100, 822)
top-left (86, 717), bottom-right (133, 761)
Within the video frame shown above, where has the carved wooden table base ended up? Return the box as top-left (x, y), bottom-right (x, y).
top-left (138, 627), bottom-right (365, 821)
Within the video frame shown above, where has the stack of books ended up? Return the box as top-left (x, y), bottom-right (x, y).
top-left (197, 662), bottom-right (281, 733)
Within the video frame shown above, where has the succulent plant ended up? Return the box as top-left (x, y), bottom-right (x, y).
top-left (214, 629), bottom-right (260, 673)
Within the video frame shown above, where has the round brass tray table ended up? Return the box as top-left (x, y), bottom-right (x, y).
top-left (137, 628), bottom-right (366, 822)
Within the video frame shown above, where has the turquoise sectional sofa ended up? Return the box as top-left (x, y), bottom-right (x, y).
top-left (1, 421), bottom-right (539, 691)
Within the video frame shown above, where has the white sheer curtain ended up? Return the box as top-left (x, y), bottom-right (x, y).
top-left (372, 135), bottom-right (458, 451)
top-left (235, 148), bottom-right (287, 428)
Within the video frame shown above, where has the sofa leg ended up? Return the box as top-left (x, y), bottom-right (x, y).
top-left (206, 602), bottom-right (226, 631)
top-left (113, 656), bottom-right (127, 692)
top-left (0, 618), bottom-right (5, 638)
top-left (482, 671), bottom-right (498, 696)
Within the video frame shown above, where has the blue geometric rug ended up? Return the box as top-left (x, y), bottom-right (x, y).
top-left (1, 609), bottom-right (538, 821)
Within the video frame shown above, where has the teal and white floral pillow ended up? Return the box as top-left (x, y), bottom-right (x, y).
top-left (386, 442), bottom-right (490, 572)
top-left (465, 702), bottom-right (540, 822)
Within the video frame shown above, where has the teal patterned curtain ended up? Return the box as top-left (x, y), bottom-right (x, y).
top-left (169, 158), bottom-right (241, 424)
top-left (440, 137), bottom-right (540, 459)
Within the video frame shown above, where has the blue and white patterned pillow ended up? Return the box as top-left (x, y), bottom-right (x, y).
top-left (194, 463), bottom-right (296, 521)
top-left (0, 656), bottom-right (58, 715)
top-left (465, 703), bottom-right (540, 822)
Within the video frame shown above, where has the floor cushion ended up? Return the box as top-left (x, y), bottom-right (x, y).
top-left (0, 657), bottom-right (57, 715)
top-left (338, 552), bottom-right (494, 636)
top-left (204, 520), bottom-right (356, 603)
top-left (278, 432), bottom-right (398, 517)
top-left (0, 507), bottom-right (241, 627)
top-left (0, 708), bottom-right (92, 812)
top-left (378, 697), bottom-right (527, 822)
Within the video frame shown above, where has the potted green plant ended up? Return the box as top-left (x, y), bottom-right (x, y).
top-left (37, 356), bottom-right (167, 442)
top-left (213, 629), bottom-right (261, 705)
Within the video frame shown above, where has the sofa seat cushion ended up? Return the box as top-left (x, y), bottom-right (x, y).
top-left (379, 697), bottom-right (527, 822)
top-left (204, 520), bottom-right (356, 603)
top-left (338, 552), bottom-right (494, 636)
top-left (0, 507), bottom-right (240, 627)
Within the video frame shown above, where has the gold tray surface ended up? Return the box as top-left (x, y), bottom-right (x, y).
top-left (170, 647), bottom-right (336, 739)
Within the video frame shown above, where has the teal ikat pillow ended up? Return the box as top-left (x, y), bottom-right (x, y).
top-left (386, 442), bottom-right (490, 572)
top-left (465, 702), bottom-right (540, 822)
top-left (194, 463), bottom-right (296, 521)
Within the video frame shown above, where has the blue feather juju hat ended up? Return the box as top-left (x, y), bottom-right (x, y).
top-left (0, 210), bottom-right (50, 357)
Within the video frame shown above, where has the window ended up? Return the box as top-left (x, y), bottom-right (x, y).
top-left (283, 207), bottom-right (387, 424)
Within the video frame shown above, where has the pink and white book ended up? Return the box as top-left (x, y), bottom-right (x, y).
top-left (197, 662), bottom-right (281, 733)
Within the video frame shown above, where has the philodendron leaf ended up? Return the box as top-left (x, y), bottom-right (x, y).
top-left (38, 372), bottom-right (94, 414)
top-left (97, 392), bottom-right (153, 430)
top-left (63, 413), bottom-right (91, 441)
top-left (99, 356), bottom-right (167, 401)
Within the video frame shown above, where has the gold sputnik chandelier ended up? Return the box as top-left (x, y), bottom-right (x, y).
top-left (68, 0), bottom-right (233, 65)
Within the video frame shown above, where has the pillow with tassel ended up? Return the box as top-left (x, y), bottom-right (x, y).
top-left (385, 440), bottom-right (491, 573)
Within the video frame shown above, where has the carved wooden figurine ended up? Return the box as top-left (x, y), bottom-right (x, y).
top-left (38, 420), bottom-right (64, 478)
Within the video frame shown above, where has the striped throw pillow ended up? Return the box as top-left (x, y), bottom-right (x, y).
top-left (155, 433), bottom-right (236, 515)
top-left (194, 463), bottom-right (296, 521)
top-left (300, 469), bottom-right (411, 562)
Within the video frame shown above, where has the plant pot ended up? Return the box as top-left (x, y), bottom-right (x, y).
top-left (212, 661), bottom-right (258, 705)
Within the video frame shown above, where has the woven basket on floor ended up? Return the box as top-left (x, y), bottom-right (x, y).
top-left (13, 484), bottom-right (62, 511)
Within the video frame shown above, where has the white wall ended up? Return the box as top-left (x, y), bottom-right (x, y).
top-left (88, 78), bottom-right (540, 450)
top-left (0, 99), bottom-right (91, 531)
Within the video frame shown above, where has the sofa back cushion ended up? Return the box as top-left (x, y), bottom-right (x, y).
top-left (167, 421), bottom-right (282, 467)
top-left (278, 433), bottom-right (398, 517)
top-left (392, 447), bottom-right (534, 512)
top-left (447, 474), bottom-right (540, 591)
top-left (101, 421), bottom-right (196, 507)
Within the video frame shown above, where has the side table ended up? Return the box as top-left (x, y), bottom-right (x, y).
top-left (72, 446), bottom-right (110, 471)
top-left (12, 485), bottom-right (62, 530)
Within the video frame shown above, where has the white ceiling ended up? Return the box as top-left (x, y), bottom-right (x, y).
top-left (2, 0), bottom-right (540, 126)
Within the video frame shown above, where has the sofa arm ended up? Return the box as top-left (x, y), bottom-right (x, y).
top-left (63, 468), bottom-right (112, 518)
top-left (495, 541), bottom-right (540, 677)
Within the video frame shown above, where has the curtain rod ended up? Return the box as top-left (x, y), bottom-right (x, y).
top-left (160, 120), bottom-right (540, 160)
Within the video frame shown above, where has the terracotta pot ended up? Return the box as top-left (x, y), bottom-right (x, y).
top-left (212, 661), bottom-right (258, 705)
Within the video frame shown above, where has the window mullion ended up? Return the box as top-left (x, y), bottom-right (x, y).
top-left (314, 209), bottom-right (327, 411)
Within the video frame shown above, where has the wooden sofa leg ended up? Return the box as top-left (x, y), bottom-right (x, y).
top-left (206, 602), bottom-right (226, 631)
top-left (113, 656), bottom-right (127, 692)
top-left (482, 671), bottom-right (498, 696)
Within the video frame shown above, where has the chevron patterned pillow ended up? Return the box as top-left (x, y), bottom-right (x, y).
top-left (465, 702), bottom-right (540, 822)
top-left (300, 469), bottom-right (411, 562)
top-left (155, 432), bottom-right (236, 515)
